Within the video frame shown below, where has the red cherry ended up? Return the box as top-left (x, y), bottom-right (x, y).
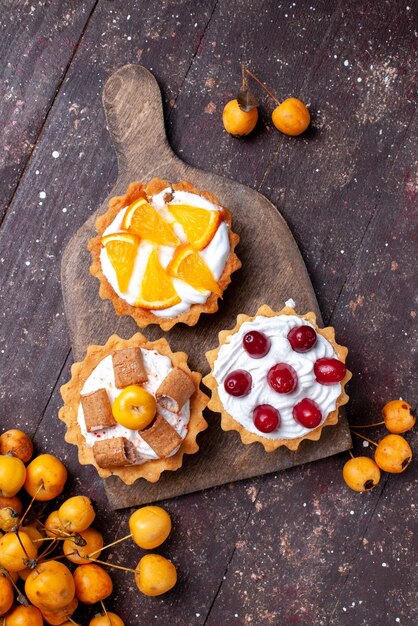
top-left (243, 330), bottom-right (271, 358)
top-left (253, 404), bottom-right (280, 433)
top-left (314, 358), bottom-right (347, 384)
top-left (288, 325), bottom-right (317, 352)
top-left (292, 398), bottom-right (322, 428)
top-left (224, 370), bottom-right (252, 397)
top-left (267, 363), bottom-right (298, 394)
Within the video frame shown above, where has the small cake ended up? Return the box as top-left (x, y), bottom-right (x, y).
top-left (59, 334), bottom-right (208, 483)
top-left (89, 179), bottom-right (241, 331)
top-left (204, 303), bottom-right (351, 451)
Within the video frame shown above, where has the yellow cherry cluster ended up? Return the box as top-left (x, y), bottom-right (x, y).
top-left (222, 64), bottom-right (310, 138)
top-left (343, 400), bottom-right (415, 492)
top-left (0, 429), bottom-right (177, 625)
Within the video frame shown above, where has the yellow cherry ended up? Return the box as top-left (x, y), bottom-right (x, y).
top-left (112, 386), bottom-right (156, 430)
top-left (382, 400), bottom-right (415, 434)
top-left (58, 495), bottom-right (96, 532)
top-left (0, 455), bottom-right (26, 497)
top-left (0, 430), bottom-right (33, 463)
top-left (222, 99), bottom-right (258, 137)
top-left (0, 496), bottom-right (22, 515)
top-left (73, 564), bottom-right (113, 605)
top-left (343, 456), bottom-right (381, 492)
top-left (25, 560), bottom-right (75, 611)
top-left (272, 97), bottom-right (310, 136)
top-left (0, 506), bottom-right (20, 532)
top-left (24, 454), bottom-right (67, 501)
top-left (0, 575), bottom-right (14, 615)
top-left (375, 434), bottom-right (412, 473)
top-left (44, 509), bottom-right (64, 538)
top-left (63, 527), bottom-right (103, 565)
top-left (129, 505), bottom-right (172, 549)
top-left (0, 531), bottom-right (37, 572)
top-left (135, 554), bottom-right (177, 596)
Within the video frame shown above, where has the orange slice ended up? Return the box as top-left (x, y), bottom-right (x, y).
top-left (101, 232), bottom-right (140, 292)
top-left (168, 203), bottom-right (221, 250)
top-left (136, 248), bottom-right (181, 310)
top-left (122, 198), bottom-right (179, 247)
top-left (167, 244), bottom-right (222, 297)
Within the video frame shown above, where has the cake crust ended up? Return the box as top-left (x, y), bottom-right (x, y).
top-left (88, 178), bottom-right (241, 331)
top-left (204, 304), bottom-right (351, 452)
top-left (59, 333), bottom-right (209, 484)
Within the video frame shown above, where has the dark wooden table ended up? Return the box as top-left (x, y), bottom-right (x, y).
top-left (1, 2), bottom-right (416, 625)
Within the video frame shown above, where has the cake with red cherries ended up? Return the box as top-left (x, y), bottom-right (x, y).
top-left (204, 303), bottom-right (351, 451)
top-left (88, 178), bottom-right (241, 331)
top-left (59, 333), bottom-right (208, 483)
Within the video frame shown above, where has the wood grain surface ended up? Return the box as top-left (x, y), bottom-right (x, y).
top-left (61, 64), bottom-right (351, 508)
top-left (0, 1), bottom-right (416, 625)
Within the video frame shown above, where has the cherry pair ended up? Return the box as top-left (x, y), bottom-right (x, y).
top-left (253, 399), bottom-right (322, 433)
top-left (243, 325), bottom-right (316, 358)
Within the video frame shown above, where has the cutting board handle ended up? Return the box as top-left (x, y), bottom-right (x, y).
top-left (103, 64), bottom-right (175, 175)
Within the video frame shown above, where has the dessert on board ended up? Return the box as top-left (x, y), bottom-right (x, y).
top-left (89, 178), bottom-right (241, 330)
top-left (204, 302), bottom-right (351, 451)
top-left (59, 333), bottom-right (208, 483)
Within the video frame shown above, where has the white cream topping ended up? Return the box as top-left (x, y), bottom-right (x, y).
top-left (213, 315), bottom-right (341, 440)
top-left (100, 187), bottom-right (230, 317)
top-left (77, 350), bottom-right (190, 463)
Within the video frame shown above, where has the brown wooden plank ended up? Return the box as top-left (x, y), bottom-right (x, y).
top-left (0, 0), bottom-right (98, 221)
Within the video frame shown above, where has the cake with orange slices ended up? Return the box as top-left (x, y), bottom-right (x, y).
top-left (89, 179), bottom-right (241, 330)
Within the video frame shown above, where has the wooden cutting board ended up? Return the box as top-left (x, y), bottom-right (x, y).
top-left (61, 64), bottom-right (351, 509)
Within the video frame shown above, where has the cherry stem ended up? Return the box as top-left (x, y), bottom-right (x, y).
top-left (241, 62), bottom-right (247, 92)
top-left (244, 66), bottom-right (281, 105)
top-left (19, 482), bottom-right (43, 527)
top-left (67, 618), bottom-right (80, 625)
top-left (88, 533), bottom-right (132, 558)
top-left (37, 522), bottom-right (74, 539)
top-left (86, 555), bottom-right (137, 574)
top-left (41, 551), bottom-right (71, 564)
top-left (100, 600), bottom-right (112, 626)
top-left (351, 430), bottom-right (378, 446)
top-left (32, 537), bottom-right (63, 543)
top-left (14, 529), bottom-right (30, 561)
top-left (38, 539), bottom-right (59, 560)
top-left (1, 568), bottom-right (28, 606)
top-left (351, 421), bottom-right (384, 428)
top-left (38, 527), bottom-right (74, 541)
top-left (348, 449), bottom-right (355, 459)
